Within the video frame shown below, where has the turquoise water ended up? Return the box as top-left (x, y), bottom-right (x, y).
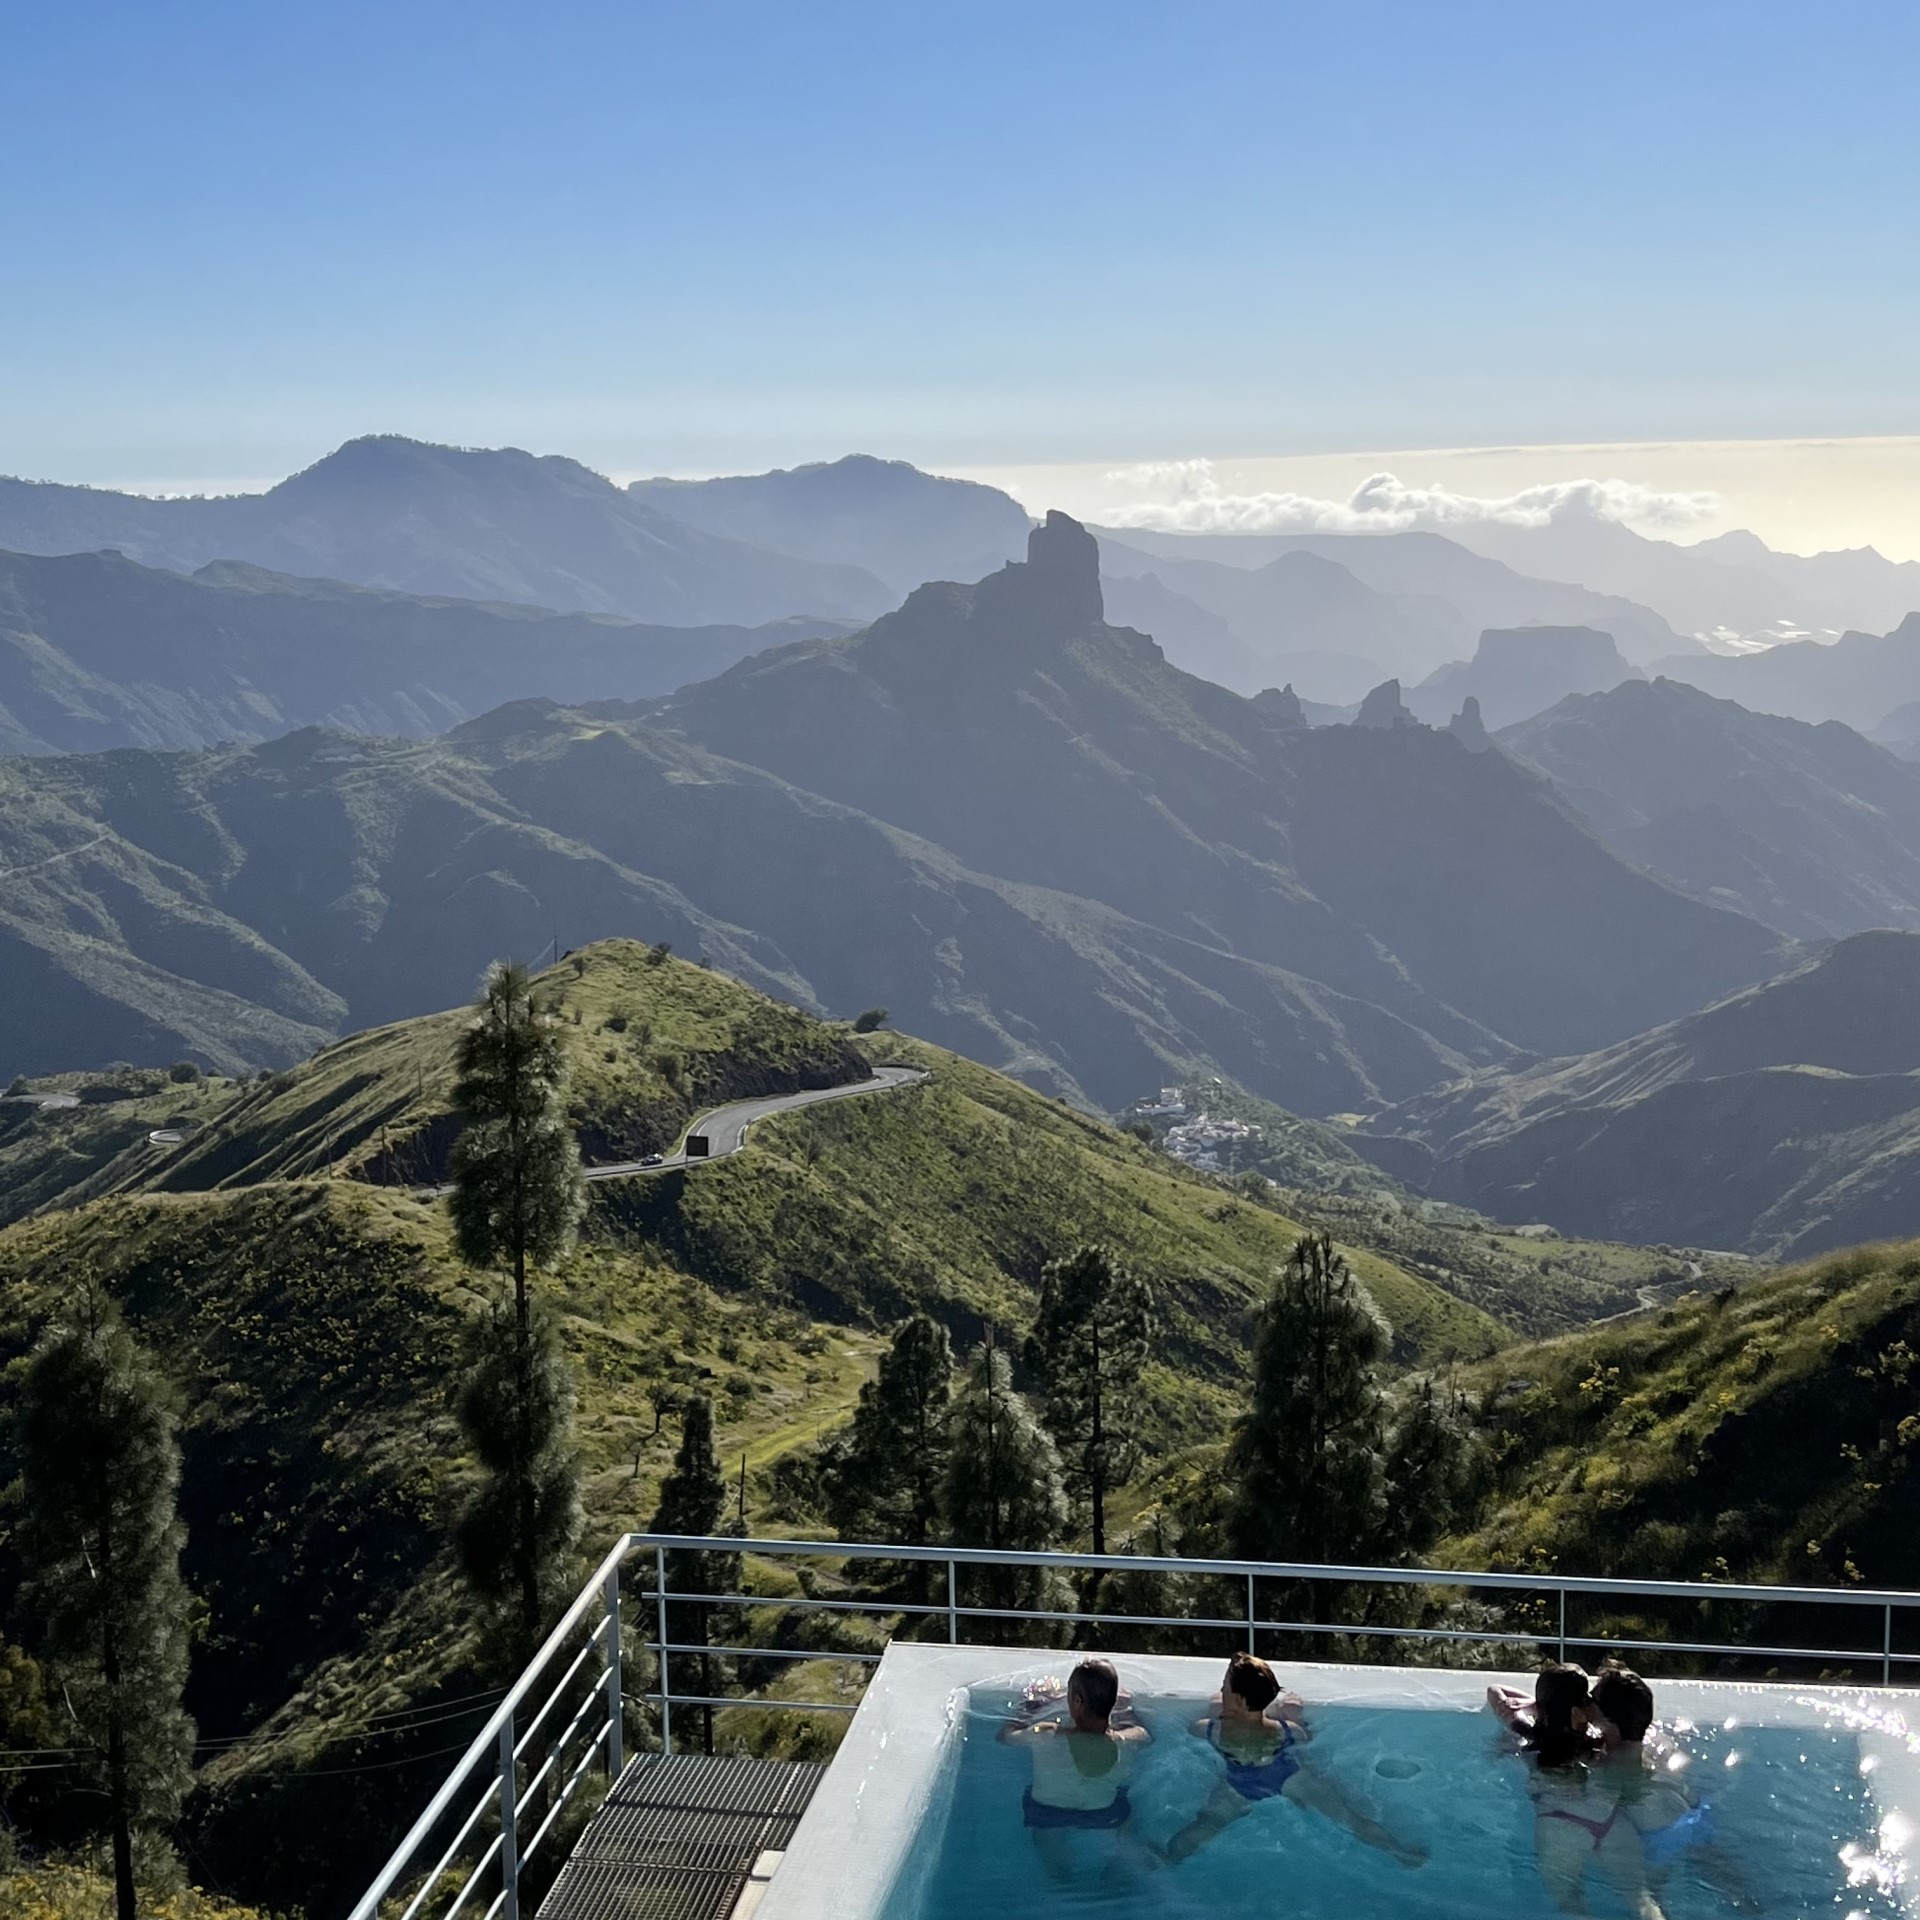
top-left (881, 1694), bottom-right (1909, 1920)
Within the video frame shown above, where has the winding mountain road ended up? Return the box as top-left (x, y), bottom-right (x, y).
top-left (582, 1064), bottom-right (927, 1181)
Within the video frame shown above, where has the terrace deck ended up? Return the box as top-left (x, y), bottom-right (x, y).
top-left (538, 1752), bottom-right (825, 1920)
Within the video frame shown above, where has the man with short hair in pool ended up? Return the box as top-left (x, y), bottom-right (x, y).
top-left (1001, 1658), bottom-right (1150, 1880)
top-left (1163, 1652), bottom-right (1427, 1868)
top-left (1590, 1662), bottom-right (1762, 1913)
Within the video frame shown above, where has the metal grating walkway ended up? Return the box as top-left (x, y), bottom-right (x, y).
top-left (538, 1753), bottom-right (824, 1920)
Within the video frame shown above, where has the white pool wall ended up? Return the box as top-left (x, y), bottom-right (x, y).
top-left (755, 1643), bottom-right (1920, 1920)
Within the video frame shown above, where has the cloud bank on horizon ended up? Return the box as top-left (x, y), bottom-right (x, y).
top-left (1098, 458), bottom-right (1723, 538)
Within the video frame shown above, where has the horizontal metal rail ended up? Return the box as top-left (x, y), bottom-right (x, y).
top-left (353, 1533), bottom-right (1920, 1920)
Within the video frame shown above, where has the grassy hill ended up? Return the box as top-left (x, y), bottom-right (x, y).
top-left (0, 942), bottom-right (1500, 1914)
top-left (1456, 1238), bottom-right (1920, 1598)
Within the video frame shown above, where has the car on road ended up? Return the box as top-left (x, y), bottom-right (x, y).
top-left (639, 1153), bottom-right (665, 1168)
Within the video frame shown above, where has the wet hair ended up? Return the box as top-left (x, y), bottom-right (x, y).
top-left (1523, 1662), bottom-right (1600, 1770)
top-left (1224, 1651), bottom-right (1281, 1713)
top-left (1069, 1658), bottom-right (1119, 1723)
top-left (1592, 1661), bottom-right (1655, 1742)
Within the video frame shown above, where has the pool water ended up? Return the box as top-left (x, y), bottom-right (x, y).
top-left (882, 1694), bottom-right (1910, 1920)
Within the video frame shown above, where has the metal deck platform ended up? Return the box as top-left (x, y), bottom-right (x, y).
top-left (538, 1752), bottom-right (825, 1920)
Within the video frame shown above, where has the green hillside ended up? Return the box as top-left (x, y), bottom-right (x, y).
top-left (0, 942), bottom-right (1499, 1913)
top-left (1457, 1239), bottom-right (1920, 1594)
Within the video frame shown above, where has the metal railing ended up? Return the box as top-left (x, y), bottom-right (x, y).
top-left (349, 1534), bottom-right (1920, 1920)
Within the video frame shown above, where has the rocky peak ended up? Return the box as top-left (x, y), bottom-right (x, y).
top-left (1253, 683), bottom-right (1308, 729)
top-left (970, 509), bottom-right (1104, 632)
top-left (1355, 679), bottom-right (1415, 729)
top-left (1448, 695), bottom-right (1492, 751)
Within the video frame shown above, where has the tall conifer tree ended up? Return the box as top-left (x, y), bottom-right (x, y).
top-left (448, 960), bottom-right (587, 1664)
top-left (1025, 1245), bottom-right (1153, 1553)
top-left (823, 1313), bottom-right (954, 1548)
top-left (18, 1282), bottom-right (194, 1920)
top-left (1225, 1233), bottom-right (1388, 1567)
top-left (453, 1294), bottom-right (583, 1660)
top-left (649, 1395), bottom-right (739, 1751)
top-left (941, 1343), bottom-right (1068, 1623)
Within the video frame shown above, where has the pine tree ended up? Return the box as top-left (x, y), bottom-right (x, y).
top-left (941, 1343), bottom-right (1069, 1627)
top-left (449, 960), bottom-right (586, 1330)
top-left (448, 959), bottom-right (587, 1663)
top-left (1379, 1376), bottom-right (1479, 1559)
top-left (1226, 1233), bottom-right (1388, 1568)
top-left (823, 1314), bottom-right (953, 1548)
top-left (17, 1281), bottom-right (194, 1920)
top-left (1025, 1245), bottom-right (1153, 1554)
top-left (649, 1395), bottom-right (740, 1752)
top-left (453, 1293), bottom-right (584, 1665)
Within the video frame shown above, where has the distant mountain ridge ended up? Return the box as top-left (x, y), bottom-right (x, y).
top-left (1362, 931), bottom-right (1920, 1258)
top-left (629, 454), bottom-right (1031, 595)
top-left (1098, 525), bottom-right (1693, 679)
top-left (1654, 613), bottom-right (1920, 732)
top-left (1499, 677), bottom-right (1920, 940)
top-left (0, 437), bottom-right (897, 627)
top-left (1408, 625), bottom-right (1640, 729)
top-left (0, 546), bottom-right (849, 753)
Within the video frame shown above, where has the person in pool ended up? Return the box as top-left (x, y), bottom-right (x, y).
top-left (1490, 1663), bottom-right (1666, 1920)
top-left (1589, 1662), bottom-right (1762, 1914)
top-left (1163, 1652), bottom-right (1427, 1867)
top-left (1000, 1658), bottom-right (1151, 1879)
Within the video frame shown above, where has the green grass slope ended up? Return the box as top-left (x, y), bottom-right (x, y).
top-left (1458, 1240), bottom-right (1920, 1593)
top-left (0, 942), bottom-right (1501, 1912)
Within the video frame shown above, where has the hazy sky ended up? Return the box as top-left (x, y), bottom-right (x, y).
top-left (5, 1), bottom-right (1918, 545)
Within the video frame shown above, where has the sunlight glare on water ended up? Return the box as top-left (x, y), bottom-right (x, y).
top-left (881, 1695), bottom-right (1906, 1920)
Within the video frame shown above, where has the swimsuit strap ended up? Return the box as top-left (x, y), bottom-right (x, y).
top-left (1542, 1803), bottom-right (1621, 1848)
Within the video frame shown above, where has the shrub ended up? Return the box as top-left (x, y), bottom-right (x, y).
top-left (852, 1007), bottom-right (889, 1034)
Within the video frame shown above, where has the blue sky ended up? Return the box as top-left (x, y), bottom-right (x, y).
top-left (4, 0), bottom-right (1917, 487)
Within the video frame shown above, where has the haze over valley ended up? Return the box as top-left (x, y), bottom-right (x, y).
top-left (9, 9), bottom-right (1920, 1916)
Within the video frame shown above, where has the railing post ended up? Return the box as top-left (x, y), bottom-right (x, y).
top-left (655, 1544), bottom-right (673, 1755)
top-left (1557, 1587), bottom-right (1567, 1663)
top-left (604, 1561), bottom-right (624, 1781)
top-left (498, 1713), bottom-right (519, 1920)
top-left (1246, 1572), bottom-right (1256, 1654)
top-left (947, 1560), bottom-right (958, 1644)
top-left (1884, 1603), bottom-right (1894, 1686)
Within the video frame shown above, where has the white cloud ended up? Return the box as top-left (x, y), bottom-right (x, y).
top-left (1098, 458), bottom-right (1722, 536)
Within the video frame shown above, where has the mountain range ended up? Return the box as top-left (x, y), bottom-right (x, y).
top-left (1436, 513), bottom-right (1920, 646)
top-left (0, 437), bottom-right (898, 627)
top-left (0, 514), bottom-right (1787, 1113)
top-left (1498, 677), bottom-right (1920, 939)
top-left (1653, 613), bottom-right (1920, 733)
top-left (627, 454), bottom-right (1031, 596)
top-left (1360, 931), bottom-right (1920, 1259)
top-left (1096, 527), bottom-right (1690, 702)
top-left (0, 546), bottom-right (846, 754)
top-left (1407, 625), bottom-right (1641, 729)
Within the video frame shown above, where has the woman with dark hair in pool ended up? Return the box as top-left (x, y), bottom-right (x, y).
top-left (1590, 1661), bottom-right (1761, 1913)
top-left (1489, 1663), bottom-right (1667, 1920)
top-left (1163, 1652), bottom-right (1426, 1867)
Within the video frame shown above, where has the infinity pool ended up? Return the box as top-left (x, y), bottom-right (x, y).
top-left (757, 1650), bottom-right (1919, 1920)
